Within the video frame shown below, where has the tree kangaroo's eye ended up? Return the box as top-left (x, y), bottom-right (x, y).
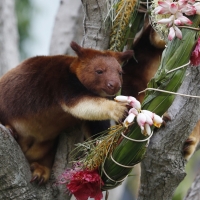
top-left (119, 71), bottom-right (123, 76)
top-left (96, 70), bottom-right (103, 74)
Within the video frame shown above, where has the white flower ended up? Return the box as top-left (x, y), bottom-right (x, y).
top-left (114, 95), bottom-right (130, 103)
top-left (194, 2), bottom-right (200, 15)
top-left (123, 113), bottom-right (136, 127)
top-left (129, 107), bottom-right (139, 115)
top-left (153, 114), bottom-right (163, 128)
top-left (114, 95), bottom-right (141, 110)
top-left (129, 99), bottom-right (141, 110)
top-left (168, 26), bottom-right (182, 41)
top-left (141, 124), bottom-right (152, 136)
top-left (141, 110), bottom-right (154, 119)
top-left (137, 113), bottom-right (146, 128)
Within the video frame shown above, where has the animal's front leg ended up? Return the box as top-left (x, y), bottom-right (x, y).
top-left (61, 97), bottom-right (128, 122)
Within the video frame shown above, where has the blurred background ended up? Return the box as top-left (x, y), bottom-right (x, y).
top-left (16, 0), bottom-right (59, 60)
top-left (15, 1), bottom-right (200, 199)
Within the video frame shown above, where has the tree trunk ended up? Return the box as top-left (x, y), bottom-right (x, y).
top-left (81, 0), bottom-right (111, 49)
top-left (138, 66), bottom-right (200, 200)
top-left (184, 171), bottom-right (200, 200)
top-left (0, 0), bottom-right (19, 75)
top-left (49, 0), bottom-right (83, 55)
top-left (0, 125), bottom-right (83, 200)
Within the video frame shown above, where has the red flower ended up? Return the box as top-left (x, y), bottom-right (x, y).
top-left (190, 37), bottom-right (200, 66)
top-left (59, 167), bottom-right (104, 200)
top-left (67, 169), bottom-right (104, 200)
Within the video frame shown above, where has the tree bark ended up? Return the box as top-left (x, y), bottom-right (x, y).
top-left (138, 66), bottom-right (200, 200)
top-left (81, 0), bottom-right (111, 49)
top-left (0, 125), bottom-right (83, 200)
top-left (49, 0), bottom-right (83, 56)
top-left (0, 0), bottom-right (19, 75)
top-left (184, 171), bottom-right (200, 200)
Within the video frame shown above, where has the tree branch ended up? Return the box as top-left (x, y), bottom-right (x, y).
top-left (0, 124), bottom-right (83, 200)
top-left (49, 0), bottom-right (83, 55)
top-left (0, 0), bottom-right (19, 75)
top-left (81, 0), bottom-right (110, 49)
top-left (184, 170), bottom-right (200, 200)
top-left (138, 66), bottom-right (200, 200)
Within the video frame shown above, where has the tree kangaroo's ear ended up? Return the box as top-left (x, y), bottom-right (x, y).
top-left (110, 50), bottom-right (134, 64)
top-left (70, 41), bottom-right (84, 58)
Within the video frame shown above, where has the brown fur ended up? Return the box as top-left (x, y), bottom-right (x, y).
top-left (0, 42), bottom-right (133, 183)
top-left (122, 26), bottom-right (163, 102)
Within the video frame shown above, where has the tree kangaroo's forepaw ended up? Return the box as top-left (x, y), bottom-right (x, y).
top-left (30, 162), bottom-right (51, 185)
top-left (183, 136), bottom-right (198, 161)
top-left (111, 102), bottom-right (128, 123)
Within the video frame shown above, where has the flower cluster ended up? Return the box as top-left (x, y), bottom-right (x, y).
top-left (58, 163), bottom-right (104, 200)
top-left (115, 95), bottom-right (163, 136)
top-left (154, 0), bottom-right (200, 40)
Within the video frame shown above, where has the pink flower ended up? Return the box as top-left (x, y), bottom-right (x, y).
top-left (142, 112), bottom-right (153, 125)
top-left (174, 26), bottom-right (182, 39)
top-left (154, 6), bottom-right (170, 14)
top-left (123, 113), bottom-right (136, 127)
top-left (178, 0), bottom-right (188, 8)
top-left (181, 4), bottom-right (196, 15)
top-left (59, 167), bottom-right (104, 200)
top-left (141, 124), bottom-right (151, 136)
top-left (158, 0), bottom-right (171, 9)
top-left (189, 0), bottom-right (196, 4)
top-left (114, 95), bottom-right (141, 110)
top-left (190, 37), bottom-right (200, 66)
top-left (129, 107), bottom-right (139, 115)
top-left (175, 12), bottom-right (193, 25)
top-left (155, 0), bottom-right (171, 14)
top-left (154, 0), bottom-right (195, 41)
top-left (194, 2), bottom-right (200, 14)
top-left (169, 3), bottom-right (178, 14)
top-left (168, 27), bottom-right (176, 41)
top-left (137, 113), bottom-right (147, 129)
top-left (114, 95), bottom-right (130, 103)
top-left (168, 26), bottom-right (182, 41)
top-left (158, 15), bottom-right (175, 25)
top-left (128, 96), bottom-right (141, 110)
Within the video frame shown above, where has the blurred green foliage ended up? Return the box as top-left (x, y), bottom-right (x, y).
top-left (15, 0), bottom-right (33, 60)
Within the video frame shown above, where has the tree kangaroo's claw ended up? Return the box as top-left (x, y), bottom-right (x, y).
top-left (30, 175), bottom-right (39, 183)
